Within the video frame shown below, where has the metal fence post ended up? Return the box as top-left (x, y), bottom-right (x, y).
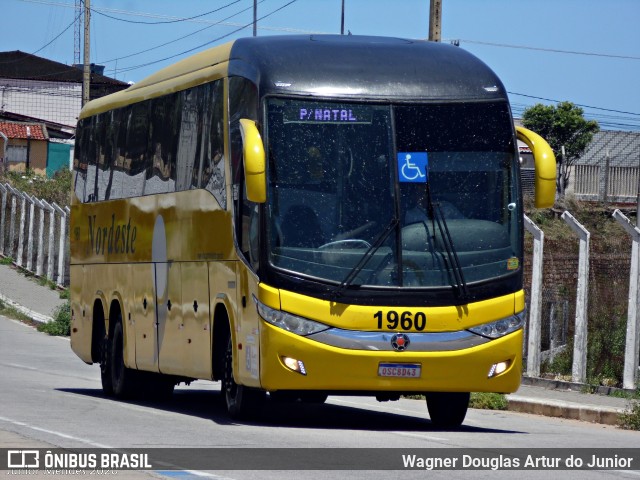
top-left (34, 197), bottom-right (46, 277)
top-left (26, 195), bottom-right (36, 272)
top-left (0, 183), bottom-right (7, 255)
top-left (40, 200), bottom-right (56, 280)
top-left (524, 214), bottom-right (544, 377)
top-left (612, 209), bottom-right (640, 390)
top-left (7, 185), bottom-right (18, 260)
top-left (45, 201), bottom-right (56, 281)
top-left (52, 203), bottom-right (66, 286)
top-left (561, 211), bottom-right (590, 384)
top-left (16, 190), bottom-right (26, 267)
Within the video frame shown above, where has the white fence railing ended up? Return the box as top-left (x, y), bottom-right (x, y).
top-left (0, 183), bottom-right (69, 287)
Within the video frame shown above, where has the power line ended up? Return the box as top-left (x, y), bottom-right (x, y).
top-left (115, 0), bottom-right (299, 75)
top-left (454, 39), bottom-right (640, 61)
top-left (508, 91), bottom-right (640, 117)
top-left (90, 1), bottom-right (240, 25)
top-left (97, 0), bottom-right (268, 66)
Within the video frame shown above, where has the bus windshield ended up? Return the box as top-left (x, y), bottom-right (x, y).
top-left (265, 98), bottom-right (521, 290)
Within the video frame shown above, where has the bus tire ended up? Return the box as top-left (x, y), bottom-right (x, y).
top-left (222, 336), bottom-right (265, 419)
top-left (425, 392), bottom-right (470, 428)
top-left (110, 320), bottom-right (137, 399)
top-left (100, 334), bottom-right (114, 396)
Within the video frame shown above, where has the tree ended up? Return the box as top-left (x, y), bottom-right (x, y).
top-left (522, 102), bottom-right (599, 197)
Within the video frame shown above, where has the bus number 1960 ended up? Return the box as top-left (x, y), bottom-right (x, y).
top-left (374, 310), bottom-right (426, 331)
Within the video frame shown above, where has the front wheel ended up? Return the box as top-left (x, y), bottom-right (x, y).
top-left (222, 336), bottom-right (265, 419)
top-left (425, 392), bottom-right (470, 428)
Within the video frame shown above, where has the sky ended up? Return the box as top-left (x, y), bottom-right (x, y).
top-left (2, 0), bottom-right (640, 130)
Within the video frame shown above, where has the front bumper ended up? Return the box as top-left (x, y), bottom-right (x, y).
top-left (259, 321), bottom-right (522, 394)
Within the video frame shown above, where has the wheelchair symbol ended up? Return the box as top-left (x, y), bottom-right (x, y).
top-left (398, 152), bottom-right (427, 182)
top-left (401, 154), bottom-right (425, 180)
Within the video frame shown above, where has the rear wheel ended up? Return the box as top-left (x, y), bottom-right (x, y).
top-left (425, 392), bottom-right (470, 428)
top-left (100, 335), bottom-right (114, 396)
top-left (110, 320), bottom-right (138, 398)
top-left (222, 336), bottom-right (265, 419)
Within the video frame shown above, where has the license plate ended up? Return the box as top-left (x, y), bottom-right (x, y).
top-left (378, 363), bottom-right (421, 378)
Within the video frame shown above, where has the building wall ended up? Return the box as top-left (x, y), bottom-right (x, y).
top-left (0, 78), bottom-right (81, 127)
top-left (5, 138), bottom-right (48, 175)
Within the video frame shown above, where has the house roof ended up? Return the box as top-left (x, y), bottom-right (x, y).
top-left (578, 130), bottom-right (640, 167)
top-left (0, 121), bottom-right (48, 140)
top-left (0, 50), bottom-right (127, 86)
top-left (0, 111), bottom-right (73, 140)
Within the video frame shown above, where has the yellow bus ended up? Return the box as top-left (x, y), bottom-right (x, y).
top-left (70, 35), bottom-right (556, 427)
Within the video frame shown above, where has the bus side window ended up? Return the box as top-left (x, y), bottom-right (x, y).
top-left (229, 77), bottom-right (259, 269)
top-left (146, 95), bottom-right (179, 195)
top-left (74, 118), bottom-right (88, 202)
top-left (123, 103), bottom-right (150, 198)
top-left (200, 80), bottom-right (226, 208)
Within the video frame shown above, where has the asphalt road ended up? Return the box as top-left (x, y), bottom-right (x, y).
top-left (1, 315), bottom-right (639, 480)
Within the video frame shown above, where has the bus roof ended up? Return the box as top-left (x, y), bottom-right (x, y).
top-left (79, 35), bottom-right (507, 119)
top-left (229, 35), bottom-right (507, 103)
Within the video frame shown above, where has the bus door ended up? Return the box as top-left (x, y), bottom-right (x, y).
top-left (157, 261), bottom-right (182, 375)
top-left (131, 262), bottom-right (159, 372)
top-left (179, 261), bottom-right (212, 379)
top-left (155, 261), bottom-right (212, 378)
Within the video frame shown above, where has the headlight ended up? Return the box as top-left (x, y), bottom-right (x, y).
top-left (468, 311), bottom-right (525, 339)
top-left (255, 298), bottom-right (330, 336)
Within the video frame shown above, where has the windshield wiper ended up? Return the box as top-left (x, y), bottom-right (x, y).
top-left (425, 183), bottom-right (470, 301)
top-left (331, 216), bottom-right (399, 299)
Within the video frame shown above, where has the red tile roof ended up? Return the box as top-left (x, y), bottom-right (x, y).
top-left (0, 122), bottom-right (48, 140)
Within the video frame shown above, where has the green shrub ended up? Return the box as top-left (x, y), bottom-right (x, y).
top-left (469, 392), bottom-right (508, 410)
top-left (37, 302), bottom-right (71, 336)
top-left (0, 169), bottom-right (71, 207)
top-left (619, 401), bottom-right (640, 430)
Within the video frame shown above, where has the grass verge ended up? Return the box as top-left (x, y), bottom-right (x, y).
top-left (469, 392), bottom-right (508, 410)
top-left (619, 401), bottom-right (640, 430)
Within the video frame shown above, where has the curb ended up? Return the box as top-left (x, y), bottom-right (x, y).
top-left (0, 291), bottom-right (53, 323)
top-left (506, 395), bottom-right (624, 426)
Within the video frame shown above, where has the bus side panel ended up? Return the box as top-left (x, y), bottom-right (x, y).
top-left (131, 262), bottom-right (158, 372)
top-left (208, 261), bottom-right (262, 385)
top-left (157, 261), bottom-right (183, 376)
top-left (70, 264), bottom-right (92, 364)
top-left (236, 263), bottom-right (261, 388)
top-left (92, 263), bottom-right (135, 368)
top-left (180, 261), bottom-right (212, 379)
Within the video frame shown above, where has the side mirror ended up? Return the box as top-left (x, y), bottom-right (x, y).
top-left (516, 126), bottom-right (556, 208)
top-left (239, 119), bottom-right (266, 203)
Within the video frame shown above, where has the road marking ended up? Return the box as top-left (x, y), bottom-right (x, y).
top-left (0, 415), bottom-right (112, 448)
top-left (156, 471), bottom-right (235, 479)
top-left (0, 416), bottom-right (237, 480)
top-left (2, 362), bottom-right (97, 382)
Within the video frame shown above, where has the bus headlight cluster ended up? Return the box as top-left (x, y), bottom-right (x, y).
top-left (256, 299), bottom-right (330, 336)
top-left (468, 311), bottom-right (525, 339)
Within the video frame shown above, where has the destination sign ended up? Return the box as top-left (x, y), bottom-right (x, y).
top-left (283, 106), bottom-right (372, 124)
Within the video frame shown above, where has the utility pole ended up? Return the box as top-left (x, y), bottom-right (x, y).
top-left (74, 0), bottom-right (82, 65)
top-left (82, 0), bottom-right (91, 107)
top-left (341, 0), bottom-right (345, 35)
top-left (429, 0), bottom-right (442, 42)
top-left (253, 0), bottom-right (257, 36)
